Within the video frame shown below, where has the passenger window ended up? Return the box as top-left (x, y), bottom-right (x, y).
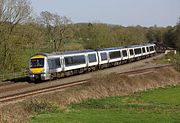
top-left (100, 53), bottom-right (107, 61)
top-left (122, 50), bottom-right (127, 57)
top-left (65, 55), bottom-right (86, 66)
top-left (146, 47), bottom-right (149, 52)
top-left (88, 54), bottom-right (97, 63)
top-left (134, 48), bottom-right (142, 54)
top-left (142, 48), bottom-right (146, 53)
top-left (48, 58), bottom-right (61, 69)
top-left (150, 46), bottom-right (154, 51)
top-left (109, 51), bottom-right (121, 59)
top-left (130, 49), bottom-right (134, 55)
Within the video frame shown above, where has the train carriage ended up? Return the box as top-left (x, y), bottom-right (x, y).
top-left (62, 50), bottom-right (98, 73)
top-left (29, 50), bottom-right (98, 81)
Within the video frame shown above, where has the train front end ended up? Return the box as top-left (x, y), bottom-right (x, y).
top-left (29, 55), bottom-right (50, 81)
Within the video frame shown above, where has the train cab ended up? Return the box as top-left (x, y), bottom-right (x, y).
top-left (29, 54), bottom-right (50, 81)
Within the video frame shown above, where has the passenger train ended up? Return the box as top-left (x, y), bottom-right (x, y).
top-left (29, 43), bottom-right (156, 81)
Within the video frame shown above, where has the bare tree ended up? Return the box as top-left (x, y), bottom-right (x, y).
top-left (38, 11), bottom-right (73, 51)
top-left (0, 0), bottom-right (31, 24)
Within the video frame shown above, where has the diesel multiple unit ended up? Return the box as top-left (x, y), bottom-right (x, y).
top-left (29, 43), bottom-right (156, 81)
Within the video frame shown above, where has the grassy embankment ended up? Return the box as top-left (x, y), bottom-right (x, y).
top-left (30, 86), bottom-right (180, 123)
top-left (153, 52), bottom-right (180, 71)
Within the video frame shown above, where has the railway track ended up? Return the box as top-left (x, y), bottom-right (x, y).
top-left (0, 64), bottom-right (172, 103)
top-left (117, 64), bottom-right (172, 75)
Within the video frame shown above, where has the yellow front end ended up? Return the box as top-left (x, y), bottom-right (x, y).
top-left (30, 68), bottom-right (45, 74)
top-left (29, 55), bottom-right (46, 81)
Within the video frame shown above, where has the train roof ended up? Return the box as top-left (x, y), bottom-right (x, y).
top-left (126, 43), bottom-right (155, 48)
top-left (96, 43), bottom-right (155, 51)
top-left (126, 44), bottom-right (147, 48)
top-left (34, 49), bottom-right (96, 57)
top-left (96, 47), bottom-right (120, 51)
top-left (96, 46), bottom-right (129, 51)
top-left (31, 43), bottom-right (156, 57)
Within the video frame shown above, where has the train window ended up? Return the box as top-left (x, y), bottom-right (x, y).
top-left (142, 47), bottom-right (146, 53)
top-left (134, 48), bottom-right (142, 55)
top-left (122, 50), bottom-right (127, 57)
top-left (109, 51), bottom-right (121, 59)
top-left (100, 52), bottom-right (108, 61)
top-left (150, 46), bottom-right (154, 51)
top-left (146, 47), bottom-right (149, 52)
top-left (88, 54), bottom-right (97, 63)
top-left (31, 58), bottom-right (44, 68)
top-left (130, 49), bottom-right (134, 55)
top-left (48, 58), bottom-right (61, 69)
top-left (65, 55), bottom-right (85, 66)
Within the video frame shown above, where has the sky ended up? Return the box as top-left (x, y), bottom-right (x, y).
top-left (31, 0), bottom-right (180, 27)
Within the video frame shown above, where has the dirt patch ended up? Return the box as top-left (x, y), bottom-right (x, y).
top-left (0, 67), bottom-right (180, 123)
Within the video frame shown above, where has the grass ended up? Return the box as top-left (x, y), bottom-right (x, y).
top-left (30, 86), bottom-right (180, 123)
top-left (153, 52), bottom-right (176, 64)
top-left (153, 52), bottom-right (180, 71)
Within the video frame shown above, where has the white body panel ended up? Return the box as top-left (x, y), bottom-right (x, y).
top-left (127, 48), bottom-right (135, 59)
top-left (121, 48), bottom-right (129, 60)
top-left (142, 46), bottom-right (149, 56)
top-left (64, 64), bottom-right (86, 71)
top-left (97, 51), bottom-right (109, 65)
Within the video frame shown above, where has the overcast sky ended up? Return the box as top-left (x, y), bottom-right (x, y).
top-left (31, 0), bottom-right (180, 27)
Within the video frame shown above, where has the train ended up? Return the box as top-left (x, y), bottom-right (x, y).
top-left (29, 43), bottom-right (156, 81)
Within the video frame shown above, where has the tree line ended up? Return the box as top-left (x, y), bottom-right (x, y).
top-left (0, 0), bottom-right (180, 74)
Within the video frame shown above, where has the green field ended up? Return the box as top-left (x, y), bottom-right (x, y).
top-left (30, 86), bottom-right (180, 123)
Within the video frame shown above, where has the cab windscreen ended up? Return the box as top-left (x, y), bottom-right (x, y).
top-left (31, 58), bottom-right (44, 68)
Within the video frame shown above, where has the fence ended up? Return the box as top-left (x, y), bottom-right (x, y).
top-left (0, 71), bottom-right (28, 82)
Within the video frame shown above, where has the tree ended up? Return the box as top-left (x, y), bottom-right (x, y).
top-left (38, 11), bottom-right (73, 52)
top-left (175, 18), bottom-right (180, 50)
top-left (0, 0), bottom-right (31, 30)
top-left (0, 0), bottom-right (31, 72)
top-left (164, 27), bottom-right (176, 48)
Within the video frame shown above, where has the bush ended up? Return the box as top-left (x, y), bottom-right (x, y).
top-left (173, 52), bottom-right (180, 72)
top-left (23, 99), bottom-right (58, 114)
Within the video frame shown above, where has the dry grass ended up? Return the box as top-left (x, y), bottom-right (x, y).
top-left (0, 67), bottom-right (180, 123)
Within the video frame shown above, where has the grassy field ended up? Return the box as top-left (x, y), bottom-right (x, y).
top-left (30, 86), bottom-right (180, 123)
